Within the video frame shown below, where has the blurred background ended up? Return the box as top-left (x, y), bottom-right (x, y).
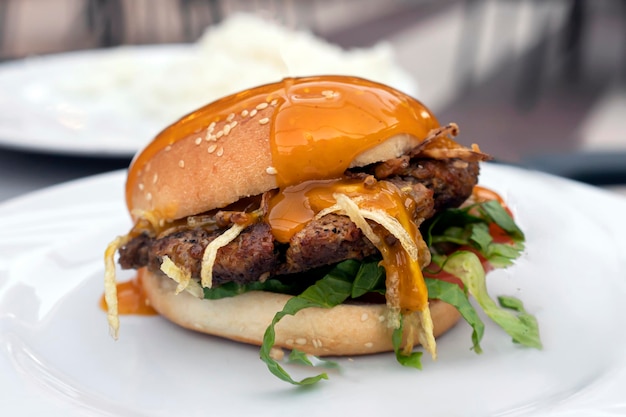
top-left (0, 0), bottom-right (624, 199)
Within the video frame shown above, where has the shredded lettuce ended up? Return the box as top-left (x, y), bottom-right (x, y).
top-left (201, 200), bottom-right (539, 385)
top-left (256, 258), bottom-right (489, 384)
top-left (203, 278), bottom-right (305, 299)
top-left (351, 261), bottom-right (385, 298)
top-left (425, 200), bottom-right (525, 268)
top-left (259, 261), bottom-right (358, 385)
top-left (392, 316), bottom-right (423, 369)
top-left (425, 278), bottom-right (484, 353)
top-left (288, 349), bottom-right (339, 368)
top-left (438, 251), bottom-right (542, 349)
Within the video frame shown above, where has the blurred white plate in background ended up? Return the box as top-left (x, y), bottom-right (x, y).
top-left (0, 14), bottom-right (417, 157)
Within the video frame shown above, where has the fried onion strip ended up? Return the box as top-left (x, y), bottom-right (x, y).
top-left (104, 234), bottom-right (131, 339)
top-left (200, 223), bottom-right (246, 288)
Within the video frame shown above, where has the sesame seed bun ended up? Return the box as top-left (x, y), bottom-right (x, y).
top-left (127, 104), bottom-right (425, 222)
top-left (125, 76), bottom-right (439, 222)
top-left (140, 268), bottom-right (461, 356)
top-left (127, 104), bottom-right (278, 222)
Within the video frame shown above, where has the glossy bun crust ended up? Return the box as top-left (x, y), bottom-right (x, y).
top-left (141, 269), bottom-right (461, 356)
top-left (127, 104), bottom-right (278, 222)
top-left (127, 103), bottom-right (426, 222)
top-left (125, 76), bottom-right (439, 222)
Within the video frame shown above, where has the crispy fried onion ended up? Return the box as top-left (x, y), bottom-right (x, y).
top-left (403, 307), bottom-right (437, 359)
top-left (130, 209), bottom-right (164, 230)
top-left (160, 256), bottom-right (204, 298)
top-left (104, 234), bottom-right (132, 340)
top-left (316, 192), bottom-right (437, 358)
top-left (317, 193), bottom-right (418, 260)
top-left (200, 223), bottom-right (246, 288)
top-left (411, 123), bottom-right (490, 162)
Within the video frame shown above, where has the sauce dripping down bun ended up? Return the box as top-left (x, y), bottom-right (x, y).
top-left (126, 75), bottom-right (449, 223)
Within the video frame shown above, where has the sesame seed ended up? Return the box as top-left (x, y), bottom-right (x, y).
top-left (256, 102), bottom-right (268, 110)
top-left (146, 192), bottom-right (152, 201)
top-left (295, 338), bottom-right (307, 345)
top-left (216, 131), bottom-right (224, 139)
top-left (223, 124), bottom-right (231, 135)
top-left (364, 342), bottom-right (374, 348)
top-left (360, 313), bottom-right (369, 322)
top-left (312, 338), bottom-right (323, 348)
top-left (194, 137), bottom-right (202, 145)
top-left (241, 109), bottom-right (249, 117)
top-left (207, 144), bottom-right (217, 153)
top-left (152, 173), bottom-right (158, 184)
top-left (259, 117), bottom-right (269, 125)
top-left (265, 166), bottom-right (278, 175)
top-left (269, 347), bottom-right (285, 361)
top-left (138, 183), bottom-right (144, 191)
top-left (216, 147), bottom-right (224, 157)
top-left (249, 109), bottom-right (257, 117)
top-left (270, 99), bottom-right (278, 106)
top-left (164, 145), bottom-right (172, 152)
top-left (205, 134), bottom-right (216, 142)
top-left (178, 160), bottom-right (185, 168)
top-left (226, 112), bottom-right (235, 122)
top-left (230, 120), bottom-right (238, 128)
top-left (208, 121), bottom-right (216, 131)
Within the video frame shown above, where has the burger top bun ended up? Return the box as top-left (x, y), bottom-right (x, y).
top-left (127, 102), bottom-right (278, 222)
top-left (125, 75), bottom-right (440, 222)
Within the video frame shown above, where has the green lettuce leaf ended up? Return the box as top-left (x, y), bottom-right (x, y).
top-left (203, 279), bottom-right (303, 300)
top-left (425, 278), bottom-right (485, 353)
top-left (259, 261), bottom-right (358, 385)
top-left (439, 251), bottom-right (542, 349)
top-left (392, 317), bottom-right (423, 369)
top-left (202, 198), bottom-right (536, 386)
top-left (288, 349), bottom-right (339, 368)
top-left (481, 200), bottom-right (524, 240)
top-left (425, 200), bottom-right (525, 267)
top-left (351, 261), bottom-right (385, 298)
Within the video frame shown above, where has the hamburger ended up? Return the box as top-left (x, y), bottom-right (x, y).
top-left (104, 75), bottom-right (540, 385)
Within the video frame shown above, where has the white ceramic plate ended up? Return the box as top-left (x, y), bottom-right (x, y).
top-left (1, 164), bottom-right (626, 416)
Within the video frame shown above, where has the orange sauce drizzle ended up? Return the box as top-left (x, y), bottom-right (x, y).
top-left (100, 270), bottom-right (157, 315)
top-left (267, 178), bottom-right (427, 312)
top-left (125, 75), bottom-right (440, 210)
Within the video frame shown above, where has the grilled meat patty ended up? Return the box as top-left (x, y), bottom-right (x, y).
top-left (118, 158), bottom-right (479, 286)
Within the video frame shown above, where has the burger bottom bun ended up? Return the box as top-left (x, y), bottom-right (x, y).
top-left (141, 269), bottom-right (462, 357)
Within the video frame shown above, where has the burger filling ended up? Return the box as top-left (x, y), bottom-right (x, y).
top-left (117, 157), bottom-right (479, 287)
